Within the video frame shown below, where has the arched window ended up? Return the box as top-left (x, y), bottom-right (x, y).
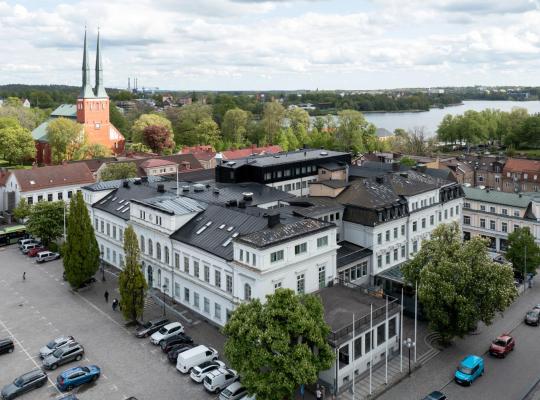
top-left (140, 235), bottom-right (145, 253)
top-left (164, 246), bottom-right (170, 265)
top-left (148, 239), bottom-right (153, 256)
top-left (244, 283), bottom-right (252, 301)
top-left (156, 243), bottom-right (161, 261)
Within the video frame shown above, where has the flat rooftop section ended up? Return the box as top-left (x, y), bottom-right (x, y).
top-left (218, 149), bottom-right (349, 168)
top-left (337, 241), bottom-right (372, 268)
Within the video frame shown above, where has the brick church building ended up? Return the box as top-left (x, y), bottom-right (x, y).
top-left (33, 30), bottom-right (125, 164)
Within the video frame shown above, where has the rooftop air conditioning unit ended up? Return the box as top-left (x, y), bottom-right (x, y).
top-left (193, 184), bottom-right (205, 192)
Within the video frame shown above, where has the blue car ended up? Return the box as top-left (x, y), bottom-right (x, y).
top-left (56, 365), bottom-right (101, 391)
top-left (454, 355), bottom-right (484, 385)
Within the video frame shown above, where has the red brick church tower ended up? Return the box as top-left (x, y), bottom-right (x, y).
top-left (76, 29), bottom-right (125, 154)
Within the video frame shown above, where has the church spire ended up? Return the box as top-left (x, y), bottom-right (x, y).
top-left (80, 28), bottom-right (95, 98)
top-left (94, 28), bottom-right (108, 98)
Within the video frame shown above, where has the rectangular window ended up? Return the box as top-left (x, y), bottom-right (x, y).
top-left (413, 240), bottom-right (418, 253)
top-left (514, 210), bottom-right (520, 217)
top-left (94, 218), bottom-right (98, 229)
top-left (480, 205), bottom-right (486, 211)
top-left (412, 221), bottom-right (417, 232)
top-left (385, 230), bottom-right (390, 241)
top-left (401, 225), bottom-right (405, 235)
top-left (450, 208), bottom-right (454, 217)
top-left (174, 253), bottom-right (180, 270)
top-left (456, 205), bottom-right (459, 215)
top-left (204, 297), bottom-right (210, 313)
top-left (112, 226), bottom-right (116, 240)
top-left (514, 224), bottom-right (520, 231)
top-left (274, 281), bottom-right (282, 290)
top-left (57, 192), bottom-right (63, 200)
top-left (386, 252), bottom-right (390, 264)
top-left (464, 202), bottom-right (470, 209)
top-left (184, 288), bottom-right (190, 303)
top-left (464, 216), bottom-right (471, 225)
top-left (421, 218), bottom-right (426, 229)
top-left (270, 250), bottom-right (284, 263)
top-left (239, 249), bottom-right (243, 261)
top-left (401, 245), bottom-right (406, 258)
top-left (393, 227), bottom-right (398, 239)
top-left (214, 303), bottom-right (221, 320)
top-left (444, 209), bottom-right (448, 219)
top-left (393, 248), bottom-right (398, 261)
top-left (377, 255), bottom-right (382, 268)
top-left (490, 220), bottom-right (496, 230)
top-left (204, 265), bottom-right (210, 282)
top-left (377, 233), bottom-right (382, 245)
top-left (27, 196), bottom-right (33, 205)
top-left (317, 236), bottom-right (328, 248)
top-left (377, 323), bottom-right (386, 346)
top-left (502, 208), bottom-right (508, 215)
top-left (226, 275), bottom-right (233, 293)
top-left (297, 274), bottom-right (305, 294)
top-left (389, 317), bottom-right (397, 338)
top-left (215, 270), bottom-right (221, 289)
top-left (184, 257), bottom-right (190, 273)
top-left (193, 260), bottom-right (200, 278)
top-left (100, 221), bottom-right (104, 233)
top-left (354, 336), bottom-right (362, 359)
top-left (67, 191), bottom-right (72, 199)
top-left (47, 193), bottom-right (53, 201)
top-left (174, 282), bottom-right (180, 298)
top-left (295, 242), bottom-right (307, 255)
top-left (490, 206), bottom-right (496, 213)
top-left (318, 265), bottom-right (326, 289)
top-left (193, 292), bottom-right (199, 308)
top-left (430, 215), bottom-right (434, 225)
top-left (480, 219), bottom-right (486, 228)
top-left (502, 222), bottom-right (508, 233)
top-left (365, 330), bottom-right (372, 353)
top-left (106, 223), bottom-right (110, 236)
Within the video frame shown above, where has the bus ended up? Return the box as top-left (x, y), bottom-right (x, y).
top-left (0, 225), bottom-right (27, 247)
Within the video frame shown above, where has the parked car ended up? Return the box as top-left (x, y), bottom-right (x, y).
top-left (525, 309), bottom-right (540, 326)
top-left (160, 333), bottom-right (193, 352)
top-left (150, 322), bottom-right (184, 345)
top-left (56, 365), bottom-right (101, 391)
top-left (219, 382), bottom-right (247, 400)
top-left (177, 345), bottom-right (218, 373)
top-left (18, 238), bottom-right (38, 249)
top-left (489, 334), bottom-right (515, 358)
top-left (27, 247), bottom-right (46, 257)
top-left (0, 338), bottom-right (14, 355)
top-left (190, 360), bottom-right (226, 383)
top-left (39, 336), bottom-right (75, 359)
top-left (454, 355), bottom-right (484, 385)
top-left (422, 391), bottom-right (447, 400)
top-left (42, 342), bottom-right (84, 370)
top-left (57, 395), bottom-right (79, 400)
top-left (1, 369), bottom-right (48, 400)
top-left (203, 368), bottom-right (239, 393)
top-left (36, 251), bottom-right (60, 263)
top-left (135, 318), bottom-right (169, 338)
top-left (167, 345), bottom-right (194, 364)
top-left (21, 243), bottom-right (40, 254)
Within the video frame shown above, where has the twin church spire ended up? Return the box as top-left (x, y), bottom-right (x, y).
top-left (80, 28), bottom-right (108, 99)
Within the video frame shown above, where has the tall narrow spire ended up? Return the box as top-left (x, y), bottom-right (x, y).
top-left (80, 28), bottom-right (95, 98)
top-left (94, 28), bottom-right (108, 98)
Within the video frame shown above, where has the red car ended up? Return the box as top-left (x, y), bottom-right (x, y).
top-left (27, 247), bottom-right (46, 257)
top-left (489, 334), bottom-right (515, 358)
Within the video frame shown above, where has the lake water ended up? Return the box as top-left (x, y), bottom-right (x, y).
top-left (330, 100), bottom-right (540, 138)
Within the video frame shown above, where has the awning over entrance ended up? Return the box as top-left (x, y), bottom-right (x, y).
top-left (376, 264), bottom-right (405, 285)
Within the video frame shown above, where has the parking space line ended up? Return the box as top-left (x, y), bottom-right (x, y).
top-left (0, 318), bottom-right (61, 393)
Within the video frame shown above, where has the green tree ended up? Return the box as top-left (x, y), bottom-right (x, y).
top-left (286, 107), bottom-right (310, 133)
top-left (335, 109), bottom-right (376, 153)
top-left (222, 108), bottom-right (249, 145)
top-left (46, 118), bottom-right (84, 163)
top-left (402, 223), bottom-right (517, 344)
top-left (5, 97), bottom-right (22, 107)
top-left (0, 122), bottom-right (35, 165)
top-left (63, 192), bottom-right (100, 288)
top-left (166, 103), bottom-right (213, 146)
top-left (192, 118), bottom-right (221, 148)
top-left (143, 125), bottom-right (175, 154)
top-left (399, 156), bottom-right (416, 167)
top-left (261, 101), bottom-right (285, 144)
top-left (118, 225), bottom-right (148, 322)
top-left (131, 114), bottom-right (172, 144)
top-left (26, 201), bottom-right (65, 246)
top-left (506, 227), bottom-right (540, 276)
top-left (212, 94), bottom-right (237, 126)
top-left (100, 162), bottom-right (138, 181)
top-left (223, 289), bottom-right (334, 400)
top-left (110, 103), bottom-right (129, 138)
top-left (0, 105), bottom-right (48, 131)
top-left (12, 198), bottom-right (32, 221)
top-left (74, 143), bottom-right (111, 160)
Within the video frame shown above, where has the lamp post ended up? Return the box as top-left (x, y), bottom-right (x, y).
top-left (162, 283), bottom-right (168, 316)
top-left (403, 338), bottom-right (415, 376)
top-left (100, 250), bottom-right (106, 282)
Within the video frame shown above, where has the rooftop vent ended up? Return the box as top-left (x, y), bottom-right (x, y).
top-left (157, 184), bottom-right (165, 193)
top-left (238, 200), bottom-right (246, 209)
top-left (182, 185), bottom-right (190, 192)
top-left (123, 180), bottom-right (130, 188)
top-left (227, 199), bottom-right (238, 208)
top-left (213, 188), bottom-right (220, 195)
top-left (242, 192), bottom-right (253, 201)
top-left (193, 183), bottom-right (205, 192)
top-left (320, 151), bottom-right (328, 156)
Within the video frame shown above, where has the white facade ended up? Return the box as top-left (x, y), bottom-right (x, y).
top-left (266, 175), bottom-right (318, 196)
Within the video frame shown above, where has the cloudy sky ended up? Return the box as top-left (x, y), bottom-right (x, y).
top-left (2, 0), bottom-right (540, 90)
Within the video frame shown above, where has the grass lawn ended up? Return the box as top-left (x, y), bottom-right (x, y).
top-left (0, 160), bottom-right (33, 169)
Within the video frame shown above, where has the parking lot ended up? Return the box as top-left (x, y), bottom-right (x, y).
top-left (0, 244), bottom-right (226, 400)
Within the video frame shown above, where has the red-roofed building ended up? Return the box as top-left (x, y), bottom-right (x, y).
top-left (502, 158), bottom-right (540, 193)
top-left (221, 145), bottom-right (281, 160)
top-left (0, 163), bottom-right (95, 211)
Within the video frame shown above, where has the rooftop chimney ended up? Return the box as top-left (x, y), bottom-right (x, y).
top-left (157, 184), bottom-right (165, 193)
top-left (266, 213), bottom-right (280, 228)
top-left (122, 180), bottom-right (130, 188)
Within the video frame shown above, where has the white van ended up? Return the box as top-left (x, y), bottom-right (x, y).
top-left (176, 345), bottom-right (218, 373)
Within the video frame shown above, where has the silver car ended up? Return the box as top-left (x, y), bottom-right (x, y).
top-left (39, 336), bottom-right (74, 358)
top-left (36, 251), bottom-right (60, 263)
top-left (42, 342), bottom-right (84, 370)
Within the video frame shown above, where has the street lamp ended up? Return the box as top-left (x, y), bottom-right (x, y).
top-left (403, 338), bottom-right (415, 376)
top-left (100, 250), bottom-right (106, 282)
top-left (162, 283), bottom-right (168, 316)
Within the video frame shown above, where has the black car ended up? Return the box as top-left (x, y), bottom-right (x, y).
top-left (135, 318), bottom-right (170, 338)
top-left (167, 345), bottom-right (194, 364)
top-left (422, 391), bottom-right (447, 400)
top-left (161, 334), bottom-right (193, 353)
top-left (1, 369), bottom-right (47, 400)
top-left (0, 338), bottom-right (14, 355)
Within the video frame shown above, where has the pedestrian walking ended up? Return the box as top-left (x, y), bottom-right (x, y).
top-left (104, 290), bottom-right (109, 303)
top-left (112, 298), bottom-right (118, 311)
top-left (316, 385), bottom-right (322, 400)
top-left (22, 272), bottom-right (26, 281)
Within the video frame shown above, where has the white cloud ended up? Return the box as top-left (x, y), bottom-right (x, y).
top-left (2, 0), bottom-right (540, 89)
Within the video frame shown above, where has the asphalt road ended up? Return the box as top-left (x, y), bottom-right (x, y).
top-left (379, 277), bottom-right (540, 400)
top-left (0, 244), bottom-right (223, 400)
